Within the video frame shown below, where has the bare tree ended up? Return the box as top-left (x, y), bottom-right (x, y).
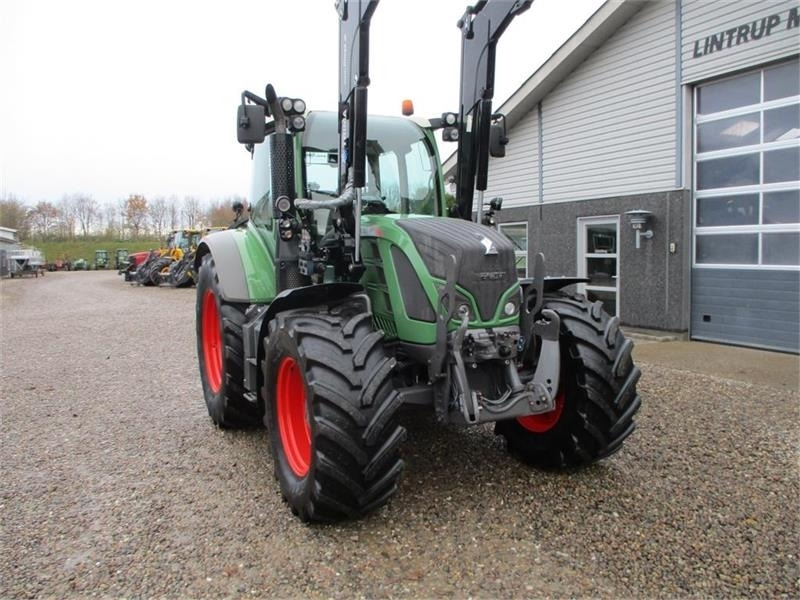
top-left (168, 195), bottom-right (180, 230)
top-left (58, 196), bottom-right (76, 240)
top-left (73, 194), bottom-right (98, 237)
top-left (124, 194), bottom-right (149, 239)
top-left (182, 196), bottom-right (203, 229)
top-left (104, 203), bottom-right (117, 237)
top-left (117, 198), bottom-right (127, 238)
top-left (0, 193), bottom-right (30, 238)
top-left (149, 197), bottom-right (168, 238)
top-left (207, 195), bottom-right (246, 227)
top-left (27, 201), bottom-right (59, 239)
top-left (206, 199), bottom-right (231, 227)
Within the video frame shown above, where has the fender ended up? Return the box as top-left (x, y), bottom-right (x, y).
top-left (241, 282), bottom-right (365, 398)
top-left (195, 230), bottom-right (251, 303)
top-left (262, 282), bottom-right (364, 324)
top-left (541, 277), bottom-right (590, 293)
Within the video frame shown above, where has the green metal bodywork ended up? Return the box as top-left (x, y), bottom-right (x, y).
top-left (360, 215), bottom-right (519, 344)
top-left (229, 226), bottom-right (276, 302)
top-left (204, 111), bottom-right (518, 345)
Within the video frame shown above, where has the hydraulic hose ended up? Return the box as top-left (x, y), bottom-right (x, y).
top-left (294, 180), bottom-right (355, 210)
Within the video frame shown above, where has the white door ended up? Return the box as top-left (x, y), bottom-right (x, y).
top-left (577, 216), bottom-right (619, 317)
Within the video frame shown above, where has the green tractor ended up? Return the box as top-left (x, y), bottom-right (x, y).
top-left (94, 250), bottom-right (109, 270)
top-left (115, 248), bottom-right (129, 271)
top-left (195, 0), bottom-right (641, 522)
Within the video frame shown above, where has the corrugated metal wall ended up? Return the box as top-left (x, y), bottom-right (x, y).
top-left (682, 0), bottom-right (800, 84)
top-left (480, 106), bottom-right (540, 208)
top-left (692, 268), bottom-right (800, 351)
top-left (541, 0), bottom-right (678, 203)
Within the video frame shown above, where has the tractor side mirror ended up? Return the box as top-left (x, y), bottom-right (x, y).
top-left (237, 104), bottom-right (266, 144)
top-left (489, 121), bottom-right (508, 158)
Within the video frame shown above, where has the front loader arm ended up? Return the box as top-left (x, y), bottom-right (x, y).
top-left (337, 0), bottom-right (378, 193)
top-left (454, 0), bottom-right (532, 221)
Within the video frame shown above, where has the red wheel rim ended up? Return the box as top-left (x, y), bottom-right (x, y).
top-left (276, 357), bottom-right (311, 477)
top-left (517, 391), bottom-right (565, 433)
top-left (201, 290), bottom-right (223, 394)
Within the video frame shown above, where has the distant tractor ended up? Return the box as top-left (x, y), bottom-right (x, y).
top-left (166, 227), bottom-right (226, 288)
top-left (95, 250), bottom-right (109, 270)
top-left (72, 258), bottom-right (89, 271)
top-left (114, 249), bottom-right (129, 270)
top-left (128, 229), bottom-right (203, 286)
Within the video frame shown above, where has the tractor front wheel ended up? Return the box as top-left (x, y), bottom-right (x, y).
top-left (171, 255), bottom-right (195, 288)
top-left (196, 254), bottom-right (261, 428)
top-left (496, 292), bottom-right (642, 469)
top-left (263, 300), bottom-right (405, 522)
top-left (148, 256), bottom-right (172, 286)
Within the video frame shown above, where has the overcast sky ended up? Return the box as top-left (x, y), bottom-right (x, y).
top-left (1, 0), bottom-right (604, 208)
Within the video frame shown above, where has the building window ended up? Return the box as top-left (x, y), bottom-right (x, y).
top-left (499, 222), bottom-right (528, 278)
top-left (694, 59), bottom-right (800, 268)
top-left (577, 216), bottom-right (619, 317)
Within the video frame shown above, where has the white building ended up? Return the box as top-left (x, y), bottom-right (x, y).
top-left (448, 0), bottom-right (799, 352)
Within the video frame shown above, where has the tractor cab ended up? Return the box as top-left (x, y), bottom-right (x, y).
top-left (247, 110), bottom-right (445, 251)
top-left (167, 229), bottom-right (203, 258)
top-left (301, 111), bottom-right (443, 218)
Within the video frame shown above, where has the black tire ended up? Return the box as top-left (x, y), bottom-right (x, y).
top-left (263, 300), bottom-right (405, 522)
top-left (135, 263), bottom-right (150, 285)
top-left (148, 256), bottom-right (172, 286)
top-left (196, 254), bottom-right (262, 428)
top-left (171, 254), bottom-right (195, 288)
top-left (496, 291), bottom-right (641, 469)
top-left (136, 255), bottom-right (157, 286)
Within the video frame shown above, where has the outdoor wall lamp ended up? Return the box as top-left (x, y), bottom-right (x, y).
top-left (626, 209), bottom-right (654, 249)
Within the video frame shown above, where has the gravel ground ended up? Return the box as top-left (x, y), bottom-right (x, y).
top-left (1, 270), bottom-right (798, 599)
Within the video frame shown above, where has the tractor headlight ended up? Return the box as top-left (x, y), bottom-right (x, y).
top-left (442, 112), bottom-right (458, 126)
top-left (293, 98), bottom-right (306, 114)
top-left (276, 196), bottom-right (292, 213)
top-left (290, 115), bottom-right (306, 132)
top-left (280, 97), bottom-right (294, 113)
top-left (504, 300), bottom-right (517, 316)
top-left (442, 127), bottom-right (459, 142)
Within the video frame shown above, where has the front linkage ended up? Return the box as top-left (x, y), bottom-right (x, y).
top-left (422, 250), bottom-right (561, 426)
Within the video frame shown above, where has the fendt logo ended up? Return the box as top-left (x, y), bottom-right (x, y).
top-left (479, 235), bottom-right (498, 255)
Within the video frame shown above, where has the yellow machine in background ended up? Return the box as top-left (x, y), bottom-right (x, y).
top-left (129, 228), bottom-right (224, 287)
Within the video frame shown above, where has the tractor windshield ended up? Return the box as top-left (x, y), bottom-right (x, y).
top-left (303, 112), bottom-right (440, 216)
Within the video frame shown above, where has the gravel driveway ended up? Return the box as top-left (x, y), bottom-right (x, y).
top-left (1, 271), bottom-right (798, 598)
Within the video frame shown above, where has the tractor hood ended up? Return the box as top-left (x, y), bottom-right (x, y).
top-left (395, 218), bottom-right (516, 321)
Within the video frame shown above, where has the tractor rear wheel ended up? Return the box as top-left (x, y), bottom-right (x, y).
top-left (196, 254), bottom-right (261, 428)
top-left (496, 292), bottom-right (641, 469)
top-left (263, 300), bottom-right (405, 522)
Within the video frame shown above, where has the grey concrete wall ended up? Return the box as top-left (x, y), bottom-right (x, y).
top-left (497, 189), bottom-right (692, 332)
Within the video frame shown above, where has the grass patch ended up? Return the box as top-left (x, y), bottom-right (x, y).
top-left (30, 238), bottom-right (164, 264)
